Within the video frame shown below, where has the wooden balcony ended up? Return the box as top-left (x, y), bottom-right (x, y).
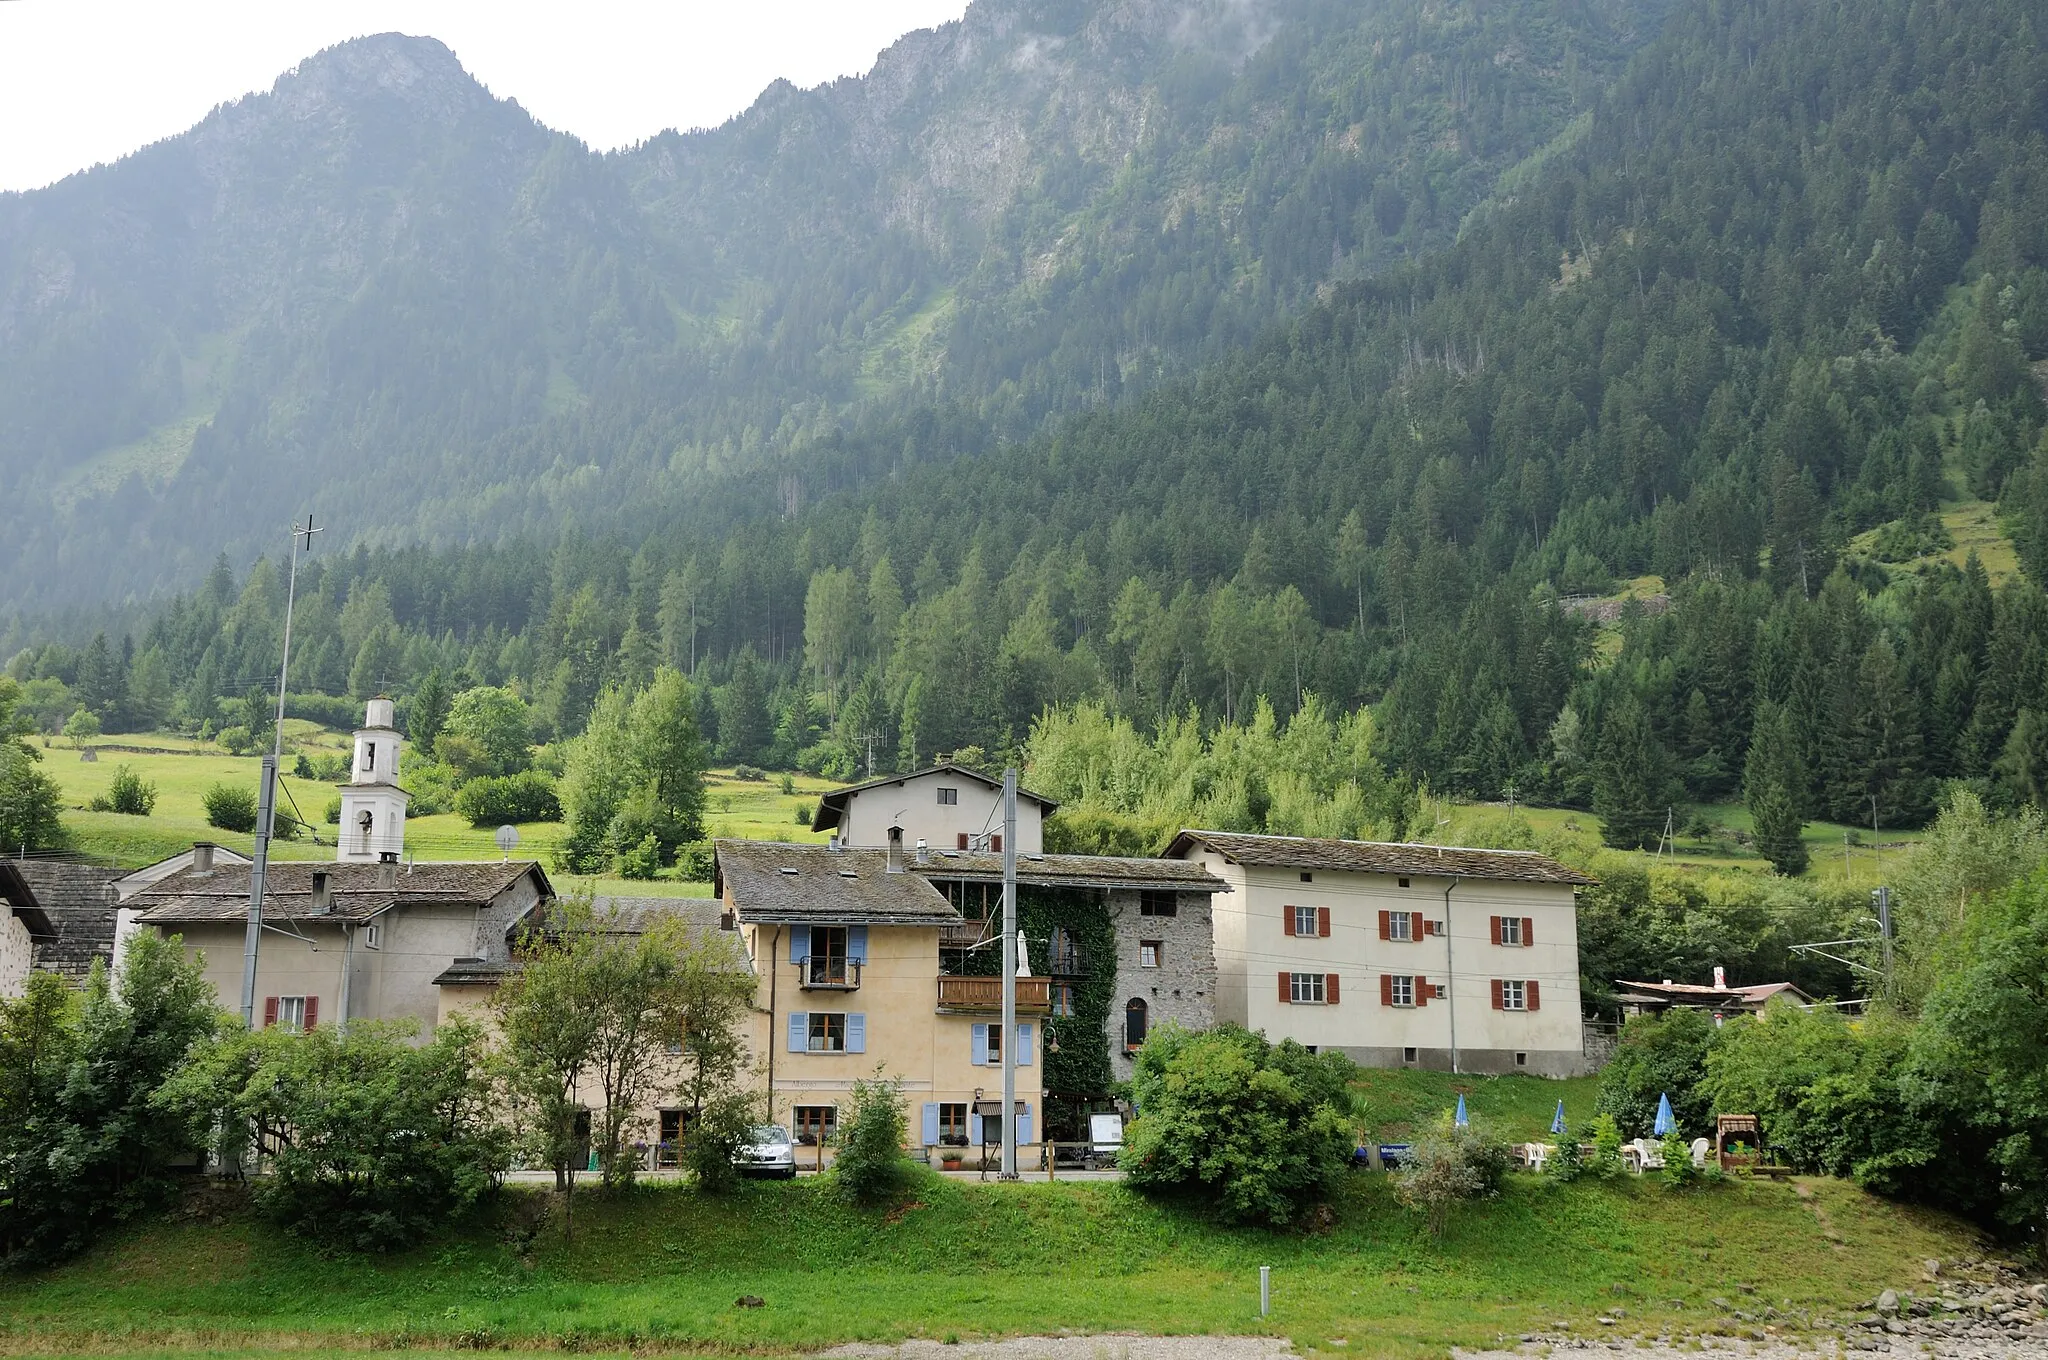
top-left (940, 918), bottom-right (990, 949)
top-left (937, 975), bottom-right (1051, 1013)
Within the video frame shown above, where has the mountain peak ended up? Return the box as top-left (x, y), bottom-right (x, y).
top-left (268, 32), bottom-right (489, 120)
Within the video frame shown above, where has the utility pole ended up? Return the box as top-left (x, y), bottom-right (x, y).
top-left (241, 513), bottom-right (321, 1030)
top-left (1000, 768), bottom-right (1019, 1180)
top-left (1872, 884), bottom-right (1894, 994)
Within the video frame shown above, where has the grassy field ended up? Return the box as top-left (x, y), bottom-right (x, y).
top-left (0, 1167), bottom-right (1986, 1358)
top-left (1354, 1069), bottom-right (1598, 1143)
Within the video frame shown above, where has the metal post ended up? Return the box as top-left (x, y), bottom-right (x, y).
top-left (1260, 1265), bottom-right (1271, 1317)
top-left (1442, 877), bottom-right (1461, 1075)
top-left (241, 513), bottom-right (320, 1029)
top-left (1874, 885), bottom-right (1893, 990)
top-left (1000, 768), bottom-right (1018, 1180)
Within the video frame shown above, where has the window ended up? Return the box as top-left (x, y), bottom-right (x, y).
top-left (1292, 905), bottom-right (1319, 937)
top-left (1139, 890), bottom-right (1178, 917)
top-left (956, 832), bottom-right (1001, 851)
top-left (1124, 998), bottom-right (1148, 1049)
top-left (808, 1013), bottom-right (846, 1051)
top-left (1402, 1046), bottom-right (1418, 1064)
top-left (794, 1105), bottom-right (838, 1145)
top-left (936, 786), bottom-right (959, 805)
top-left (1498, 915), bottom-right (1525, 946)
top-left (1501, 980), bottom-right (1527, 1011)
top-left (1515, 1051), bottom-right (1529, 1068)
top-left (364, 742), bottom-right (375, 772)
top-left (1398, 877), bottom-right (1411, 888)
top-left (362, 924), bottom-right (381, 950)
top-left (1048, 926), bottom-right (1080, 974)
top-left (1387, 910), bottom-right (1415, 941)
top-left (985, 1022), bottom-right (1002, 1063)
top-left (265, 995), bottom-right (313, 1032)
top-left (939, 1102), bottom-right (969, 1145)
top-left (1300, 871), bottom-right (1314, 883)
top-left (1289, 972), bottom-right (1328, 1004)
top-left (806, 924), bottom-right (849, 985)
top-left (1139, 940), bottom-right (1161, 968)
top-left (1388, 974), bottom-right (1415, 1007)
top-left (1051, 982), bottom-right (1076, 1016)
top-left (658, 1109), bottom-right (689, 1164)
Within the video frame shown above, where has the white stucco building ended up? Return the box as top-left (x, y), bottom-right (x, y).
top-left (810, 762), bottom-right (1056, 854)
top-left (1166, 830), bottom-right (1595, 1077)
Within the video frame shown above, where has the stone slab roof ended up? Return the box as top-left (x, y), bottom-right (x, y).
top-left (435, 897), bottom-right (741, 987)
top-left (0, 862), bottom-right (57, 940)
top-left (715, 840), bottom-right (960, 925)
top-left (12, 860), bottom-right (127, 981)
top-left (911, 850), bottom-right (1227, 895)
top-left (132, 859), bottom-right (549, 926)
top-left (1165, 830), bottom-right (1596, 886)
top-left (1614, 979), bottom-right (1812, 1007)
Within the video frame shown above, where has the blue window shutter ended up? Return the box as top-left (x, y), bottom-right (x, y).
top-left (847, 925), bottom-right (868, 963)
top-left (921, 1103), bottom-right (940, 1144)
top-left (1017, 1106), bottom-right (1034, 1146)
top-left (789, 925), bottom-right (810, 962)
top-left (847, 1013), bottom-right (866, 1053)
top-left (970, 1111), bottom-right (983, 1144)
top-left (1017, 1022), bottom-right (1034, 1066)
top-left (971, 1022), bottom-right (988, 1066)
top-left (788, 1011), bottom-right (808, 1052)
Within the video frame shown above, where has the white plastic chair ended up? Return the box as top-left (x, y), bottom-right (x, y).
top-left (1691, 1137), bottom-right (1711, 1169)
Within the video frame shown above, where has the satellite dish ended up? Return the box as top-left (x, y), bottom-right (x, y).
top-left (495, 825), bottom-right (520, 861)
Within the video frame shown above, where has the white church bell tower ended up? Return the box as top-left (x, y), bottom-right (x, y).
top-left (337, 696), bottom-right (410, 863)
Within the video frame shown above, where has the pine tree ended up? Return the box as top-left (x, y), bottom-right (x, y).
top-left (1995, 709), bottom-right (2048, 810)
top-left (1744, 701), bottom-right (1809, 875)
top-left (1593, 696), bottom-right (1672, 851)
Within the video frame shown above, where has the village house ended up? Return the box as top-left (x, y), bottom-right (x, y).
top-left (1166, 830), bottom-right (1595, 1077)
top-left (811, 761), bottom-right (1056, 854)
top-left (715, 837), bottom-right (1044, 1152)
top-left (0, 863), bottom-right (55, 997)
top-left (132, 699), bottom-right (550, 1033)
top-left (1613, 968), bottom-right (1816, 1019)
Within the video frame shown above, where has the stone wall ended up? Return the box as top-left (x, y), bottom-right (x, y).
top-left (1103, 888), bottom-right (1216, 1083)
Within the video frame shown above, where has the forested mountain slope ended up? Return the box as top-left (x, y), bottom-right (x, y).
top-left (0, 0), bottom-right (1659, 607)
top-left (9, 0), bottom-right (2048, 850)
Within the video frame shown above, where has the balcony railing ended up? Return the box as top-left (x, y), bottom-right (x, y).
top-left (797, 956), bottom-right (862, 990)
top-left (940, 918), bottom-right (989, 949)
top-left (936, 974), bottom-right (1051, 1013)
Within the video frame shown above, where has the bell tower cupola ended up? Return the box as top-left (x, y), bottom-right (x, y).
top-left (336, 696), bottom-right (410, 863)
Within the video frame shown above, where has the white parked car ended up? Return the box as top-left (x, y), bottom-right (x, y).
top-left (736, 1124), bottom-right (798, 1179)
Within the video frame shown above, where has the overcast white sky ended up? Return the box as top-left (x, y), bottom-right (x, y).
top-left (0, 0), bottom-right (971, 193)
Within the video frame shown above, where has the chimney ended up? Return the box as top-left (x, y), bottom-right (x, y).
top-left (1713, 965), bottom-right (1727, 989)
top-left (827, 834), bottom-right (841, 853)
top-left (192, 841), bottom-right (216, 873)
top-left (886, 826), bottom-right (905, 874)
top-left (914, 837), bottom-right (929, 865)
top-left (310, 870), bottom-right (332, 915)
top-left (377, 851), bottom-right (399, 889)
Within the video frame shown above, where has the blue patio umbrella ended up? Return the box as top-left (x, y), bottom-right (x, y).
top-left (1551, 1099), bottom-right (1568, 1135)
top-left (1653, 1092), bottom-right (1676, 1136)
top-left (1454, 1094), bottom-right (1469, 1127)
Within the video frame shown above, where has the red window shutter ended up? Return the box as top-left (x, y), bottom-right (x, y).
top-left (1378, 909), bottom-right (1391, 940)
top-left (1523, 917), bottom-right (1535, 947)
top-left (1490, 915), bottom-right (1502, 946)
top-left (957, 834), bottom-right (969, 849)
top-left (1526, 980), bottom-right (1541, 1011)
top-left (1423, 919), bottom-right (1437, 936)
top-left (1380, 973), bottom-right (1394, 1006)
top-left (990, 834), bottom-right (1001, 852)
top-left (1278, 971), bottom-right (1292, 1003)
top-left (1325, 973), bottom-right (1340, 1005)
top-left (1490, 979), bottom-right (1505, 1010)
top-left (1415, 975), bottom-right (1429, 1007)
top-left (1282, 907), bottom-right (1297, 937)
top-left (304, 996), bottom-right (319, 1031)
top-left (1317, 906), bottom-right (1331, 938)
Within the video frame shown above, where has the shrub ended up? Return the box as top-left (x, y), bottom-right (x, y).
top-left (106, 765), bottom-right (157, 816)
top-left (675, 842), bottom-right (715, 882)
top-left (1545, 1122), bottom-right (1586, 1183)
top-left (452, 769), bottom-right (561, 827)
top-left (615, 833), bottom-right (663, 880)
top-left (1120, 1023), bottom-right (1359, 1226)
top-left (683, 1091), bottom-right (760, 1195)
top-left (1659, 1130), bottom-right (1706, 1190)
top-left (794, 800), bottom-right (813, 825)
top-left (214, 724), bottom-right (257, 756)
top-left (163, 1019), bottom-right (508, 1252)
top-left (201, 781), bottom-right (258, 833)
top-left (832, 1069), bottom-right (910, 1205)
top-left (1589, 1112), bottom-right (1626, 1178)
top-left (779, 773), bottom-right (795, 795)
top-left (730, 764), bottom-right (765, 782)
top-left (1394, 1118), bottom-right (1514, 1236)
top-left (324, 795), bottom-right (342, 825)
top-left (0, 747), bottom-right (66, 852)
top-left (1597, 1008), bottom-right (1718, 1138)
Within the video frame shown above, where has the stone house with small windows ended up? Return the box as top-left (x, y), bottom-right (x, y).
top-left (0, 863), bottom-right (54, 998)
top-left (1167, 830), bottom-right (1595, 1077)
